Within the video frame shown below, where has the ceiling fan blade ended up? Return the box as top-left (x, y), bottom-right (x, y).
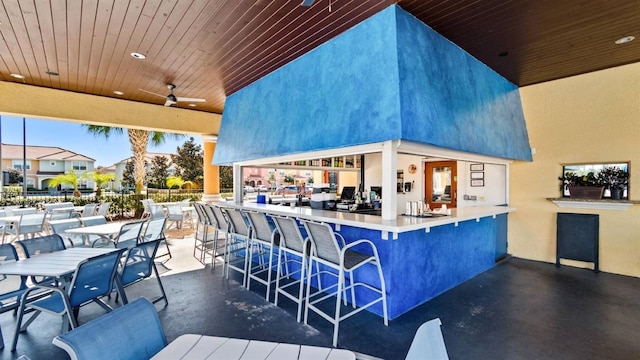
top-left (139, 88), bottom-right (167, 98)
top-left (164, 99), bottom-right (176, 107)
top-left (175, 97), bottom-right (206, 103)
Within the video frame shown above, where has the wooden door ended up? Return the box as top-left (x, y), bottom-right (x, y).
top-left (425, 161), bottom-right (457, 209)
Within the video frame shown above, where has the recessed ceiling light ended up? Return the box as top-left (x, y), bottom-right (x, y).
top-left (615, 36), bottom-right (635, 44)
top-left (45, 70), bottom-right (59, 76)
top-left (130, 52), bottom-right (146, 59)
top-left (10, 73), bottom-right (25, 79)
top-left (113, 90), bottom-right (124, 95)
top-left (498, 51), bottom-right (509, 57)
top-left (189, 103), bottom-right (197, 107)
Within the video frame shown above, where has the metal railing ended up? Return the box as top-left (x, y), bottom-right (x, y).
top-left (0, 188), bottom-right (206, 220)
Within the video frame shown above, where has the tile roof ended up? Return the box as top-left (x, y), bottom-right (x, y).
top-left (1, 143), bottom-right (94, 161)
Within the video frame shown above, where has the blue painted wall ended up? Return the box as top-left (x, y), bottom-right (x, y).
top-left (215, 7), bottom-right (402, 164)
top-left (395, 11), bottom-right (532, 160)
top-left (214, 5), bottom-right (531, 164)
top-left (337, 217), bottom-right (498, 319)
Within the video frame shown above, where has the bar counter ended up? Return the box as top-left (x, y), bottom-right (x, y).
top-left (219, 202), bottom-right (514, 319)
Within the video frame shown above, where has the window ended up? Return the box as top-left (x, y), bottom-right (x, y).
top-left (78, 179), bottom-right (88, 189)
top-left (561, 162), bottom-right (629, 199)
top-left (73, 161), bottom-right (87, 171)
top-left (26, 178), bottom-right (35, 188)
top-left (12, 160), bottom-right (31, 170)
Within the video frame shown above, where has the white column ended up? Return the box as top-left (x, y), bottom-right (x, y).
top-left (232, 163), bottom-right (243, 204)
top-left (381, 140), bottom-right (399, 220)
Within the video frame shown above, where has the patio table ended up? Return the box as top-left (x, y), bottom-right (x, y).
top-left (0, 247), bottom-right (123, 290)
top-left (66, 220), bottom-right (138, 247)
top-left (151, 334), bottom-right (356, 360)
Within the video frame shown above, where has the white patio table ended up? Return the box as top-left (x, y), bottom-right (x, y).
top-left (151, 334), bottom-right (356, 360)
top-left (0, 247), bottom-right (122, 289)
top-left (66, 220), bottom-right (138, 247)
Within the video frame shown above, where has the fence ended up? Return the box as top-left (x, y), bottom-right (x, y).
top-left (0, 188), bottom-right (205, 220)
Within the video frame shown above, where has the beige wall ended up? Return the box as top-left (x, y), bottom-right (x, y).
top-left (511, 62), bottom-right (640, 277)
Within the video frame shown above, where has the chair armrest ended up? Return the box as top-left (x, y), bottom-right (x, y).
top-left (342, 239), bottom-right (378, 256)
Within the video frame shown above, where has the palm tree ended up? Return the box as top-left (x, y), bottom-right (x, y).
top-left (166, 176), bottom-right (194, 190)
top-left (83, 126), bottom-right (180, 194)
top-left (49, 170), bottom-right (81, 197)
top-left (87, 170), bottom-right (115, 197)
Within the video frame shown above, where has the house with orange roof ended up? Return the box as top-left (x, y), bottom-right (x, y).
top-left (1, 143), bottom-right (95, 190)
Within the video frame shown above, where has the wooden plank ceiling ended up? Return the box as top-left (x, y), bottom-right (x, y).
top-left (0, 0), bottom-right (638, 115)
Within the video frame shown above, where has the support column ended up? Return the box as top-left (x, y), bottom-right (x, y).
top-left (201, 135), bottom-right (221, 203)
top-left (381, 140), bottom-right (399, 220)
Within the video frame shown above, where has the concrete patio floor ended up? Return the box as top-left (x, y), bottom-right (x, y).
top-left (1, 227), bottom-right (639, 360)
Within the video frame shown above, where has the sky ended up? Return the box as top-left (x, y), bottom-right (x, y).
top-left (0, 115), bottom-right (190, 167)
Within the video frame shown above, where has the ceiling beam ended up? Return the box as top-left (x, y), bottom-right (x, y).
top-left (0, 82), bottom-right (220, 136)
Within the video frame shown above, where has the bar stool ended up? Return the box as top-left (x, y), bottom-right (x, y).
top-left (243, 210), bottom-right (279, 300)
top-left (220, 207), bottom-right (251, 286)
top-left (300, 219), bottom-right (388, 347)
top-left (207, 204), bottom-right (230, 271)
top-left (271, 215), bottom-right (312, 322)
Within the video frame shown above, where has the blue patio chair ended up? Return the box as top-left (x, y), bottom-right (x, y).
top-left (16, 234), bottom-right (67, 257)
top-left (141, 218), bottom-right (171, 262)
top-left (2, 213), bottom-right (47, 243)
top-left (404, 318), bottom-right (449, 360)
top-left (110, 220), bottom-right (146, 249)
top-left (78, 216), bottom-right (107, 247)
top-left (52, 298), bottom-right (167, 360)
top-left (16, 234), bottom-right (67, 287)
top-left (11, 248), bottom-right (126, 351)
top-left (80, 204), bottom-right (97, 218)
top-left (119, 239), bottom-right (168, 305)
top-left (0, 244), bottom-right (28, 349)
top-left (49, 219), bottom-right (85, 247)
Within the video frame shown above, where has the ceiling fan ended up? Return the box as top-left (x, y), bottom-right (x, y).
top-left (139, 84), bottom-right (206, 107)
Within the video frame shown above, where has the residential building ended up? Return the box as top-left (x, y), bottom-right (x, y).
top-left (1, 143), bottom-right (95, 191)
top-left (112, 152), bottom-right (176, 192)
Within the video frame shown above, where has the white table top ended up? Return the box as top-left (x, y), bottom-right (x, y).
top-left (52, 206), bottom-right (85, 212)
top-left (66, 221), bottom-right (131, 236)
top-left (0, 216), bottom-right (23, 223)
top-left (151, 334), bottom-right (355, 360)
top-left (0, 247), bottom-right (118, 278)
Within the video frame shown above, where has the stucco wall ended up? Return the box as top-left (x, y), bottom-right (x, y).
top-left (511, 62), bottom-right (640, 277)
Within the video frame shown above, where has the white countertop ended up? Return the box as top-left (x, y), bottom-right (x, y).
top-left (220, 202), bottom-right (514, 237)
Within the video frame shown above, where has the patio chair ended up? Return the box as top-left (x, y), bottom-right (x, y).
top-left (148, 204), bottom-right (166, 220)
top-left (165, 204), bottom-right (187, 230)
top-left (243, 210), bottom-right (279, 300)
top-left (16, 234), bottom-right (67, 286)
top-left (52, 298), bottom-right (167, 360)
top-left (205, 204), bottom-right (229, 270)
top-left (0, 244), bottom-right (28, 349)
top-left (80, 203), bottom-right (98, 218)
top-left (95, 202), bottom-right (112, 220)
top-left (79, 216), bottom-right (107, 247)
top-left (404, 318), bottom-right (449, 360)
top-left (271, 215), bottom-right (312, 322)
top-left (49, 208), bottom-right (74, 221)
top-left (49, 219), bottom-right (86, 247)
top-left (118, 239), bottom-right (168, 305)
top-left (5, 208), bottom-right (37, 216)
top-left (221, 207), bottom-right (251, 286)
top-left (141, 218), bottom-right (171, 262)
top-left (140, 199), bottom-right (154, 219)
top-left (2, 213), bottom-right (47, 243)
top-left (11, 249), bottom-right (126, 351)
top-left (301, 220), bottom-right (388, 347)
top-left (110, 220), bottom-right (146, 249)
